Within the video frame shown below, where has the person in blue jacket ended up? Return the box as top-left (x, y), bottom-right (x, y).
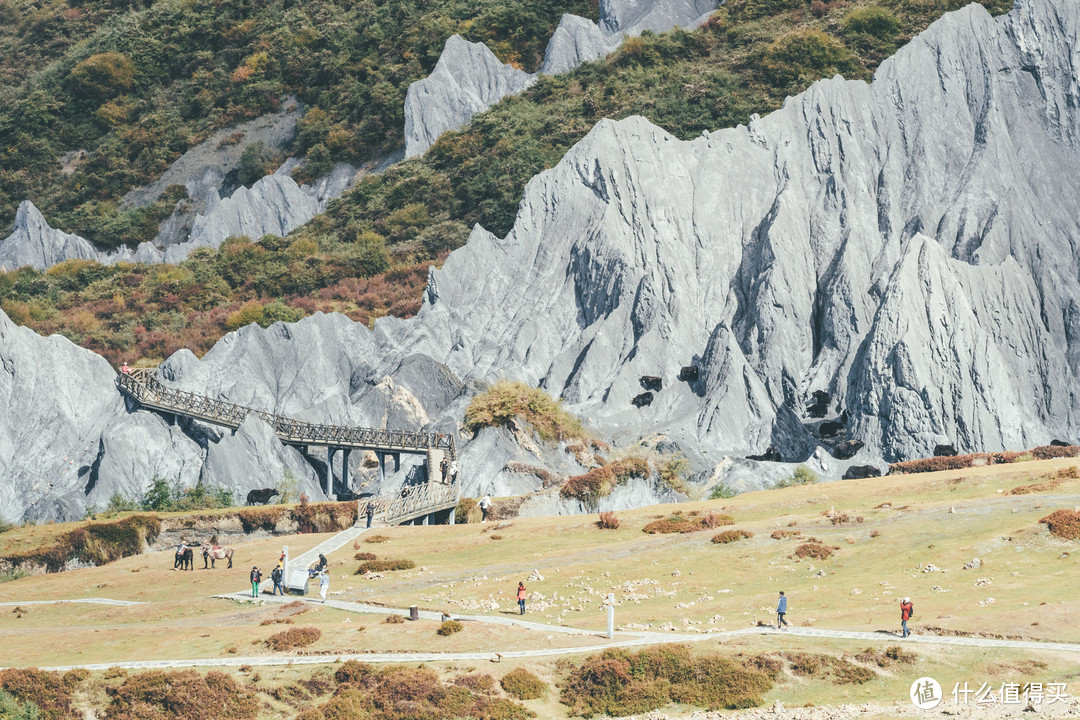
top-left (777, 590), bottom-right (789, 630)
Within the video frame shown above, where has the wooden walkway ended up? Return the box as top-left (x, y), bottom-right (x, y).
top-left (117, 367), bottom-right (456, 459)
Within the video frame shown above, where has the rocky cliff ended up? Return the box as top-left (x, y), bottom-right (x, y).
top-left (404, 0), bottom-right (718, 157)
top-left (3, 0), bottom-right (1078, 521)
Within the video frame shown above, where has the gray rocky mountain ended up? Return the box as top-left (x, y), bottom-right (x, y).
top-left (404, 35), bottom-right (536, 159)
top-left (2, 0), bottom-right (1078, 522)
top-left (404, 0), bottom-right (719, 157)
top-left (0, 202), bottom-right (100, 271)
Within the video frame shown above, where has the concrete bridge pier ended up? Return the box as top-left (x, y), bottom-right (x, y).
top-left (377, 452), bottom-right (402, 486)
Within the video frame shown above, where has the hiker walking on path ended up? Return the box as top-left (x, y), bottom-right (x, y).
top-left (250, 566), bottom-right (262, 598)
top-left (776, 591), bottom-right (789, 630)
top-left (479, 494), bottom-right (492, 522)
top-left (365, 500), bottom-right (376, 528)
top-left (272, 564), bottom-right (284, 596)
top-left (319, 571), bottom-right (330, 602)
top-left (900, 597), bottom-right (914, 638)
top-left (517, 582), bottom-right (527, 615)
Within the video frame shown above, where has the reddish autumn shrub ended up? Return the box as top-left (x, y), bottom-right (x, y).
top-left (103, 670), bottom-right (258, 720)
top-left (643, 512), bottom-right (734, 534)
top-left (597, 511), bottom-right (620, 530)
top-left (711, 529), bottom-right (753, 544)
top-left (792, 542), bottom-right (838, 560)
top-left (265, 627), bottom-right (322, 651)
top-left (770, 530), bottom-right (801, 540)
top-left (888, 455), bottom-right (975, 474)
top-left (561, 458), bottom-right (650, 503)
top-left (1032, 445), bottom-right (1080, 460)
top-left (1040, 509), bottom-right (1080, 540)
top-left (500, 668), bottom-right (547, 700)
top-left (0, 668), bottom-right (77, 720)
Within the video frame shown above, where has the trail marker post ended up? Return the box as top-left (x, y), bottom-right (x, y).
top-left (606, 593), bottom-right (615, 639)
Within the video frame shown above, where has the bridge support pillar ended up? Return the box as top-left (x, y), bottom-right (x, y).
top-left (422, 513), bottom-right (429, 526)
top-left (392, 453), bottom-right (401, 473)
top-left (378, 452), bottom-right (386, 487)
top-left (341, 449), bottom-right (351, 495)
top-left (326, 448), bottom-right (337, 497)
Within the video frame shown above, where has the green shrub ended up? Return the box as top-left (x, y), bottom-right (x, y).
top-left (437, 620), bottom-right (463, 636)
top-left (265, 627), bottom-right (322, 652)
top-left (843, 6), bottom-right (900, 38)
top-left (775, 464), bottom-right (819, 488)
top-left (710, 484), bottom-right (738, 499)
top-left (500, 668), bottom-right (547, 700)
top-left (0, 689), bottom-right (39, 720)
top-left (67, 52), bottom-right (135, 102)
top-left (465, 381), bottom-right (585, 442)
top-left (759, 29), bottom-right (862, 87)
top-left (725, 0), bottom-right (801, 21)
top-left (356, 559), bottom-right (415, 574)
top-left (456, 498), bottom-right (481, 524)
top-left (559, 645), bottom-right (772, 717)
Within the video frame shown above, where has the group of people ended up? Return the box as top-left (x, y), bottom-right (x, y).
top-left (249, 551), bottom-right (330, 601)
top-left (439, 457), bottom-right (460, 484)
top-left (775, 590), bottom-right (914, 637)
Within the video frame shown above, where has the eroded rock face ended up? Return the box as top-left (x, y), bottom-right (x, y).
top-left (404, 0), bottom-right (720, 157)
top-left (199, 417), bottom-right (322, 501)
top-left (404, 35), bottom-right (536, 158)
top-left (4, 0), bottom-right (1080, 521)
top-left (0, 202), bottom-right (99, 271)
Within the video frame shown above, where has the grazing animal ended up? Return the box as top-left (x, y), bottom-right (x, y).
top-left (678, 365), bottom-right (699, 382)
top-left (843, 465), bottom-right (881, 480)
top-left (748, 446), bottom-right (782, 462)
top-left (819, 421), bottom-right (844, 437)
top-left (832, 440), bottom-right (864, 460)
top-left (246, 488), bottom-right (280, 506)
top-left (1050, 439), bottom-right (1071, 447)
top-left (201, 543), bottom-right (234, 569)
top-left (640, 375), bottom-right (663, 392)
top-left (934, 444), bottom-right (958, 457)
top-left (174, 546), bottom-right (194, 571)
top-left (632, 391), bottom-right (654, 408)
top-left (806, 390), bottom-right (830, 418)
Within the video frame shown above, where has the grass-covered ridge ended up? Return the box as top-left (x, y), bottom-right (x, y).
top-left (0, 0), bottom-right (594, 239)
top-left (1, 0), bottom-right (1011, 364)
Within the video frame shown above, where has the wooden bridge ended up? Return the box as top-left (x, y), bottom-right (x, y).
top-left (118, 367), bottom-right (460, 523)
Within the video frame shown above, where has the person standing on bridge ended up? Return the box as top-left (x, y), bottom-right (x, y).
top-left (479, 494), bottom-right (492, 522)
top-left (121, 361), bottom-right (130, 374)
top-left (517, 582), bottom-right (527, 615)
top-left (450, 460), bottom-right (459, 484)
top-left (250, 566), bottom-right (262, 598)
top-left (440, 457), bottom-right (449, 483)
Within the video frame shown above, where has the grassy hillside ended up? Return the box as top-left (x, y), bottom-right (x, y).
top-left (0, 456), bottom-right (1077, 718)
top-left (0, 0), bottom-right (1011, 364)
top-left (0, 0), bottom-right (594, 242)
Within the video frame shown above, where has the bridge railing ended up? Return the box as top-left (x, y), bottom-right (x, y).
top-left (378, 481), bottom-right (460, 525)
top-left (117, 367), bottom-right (456, 458)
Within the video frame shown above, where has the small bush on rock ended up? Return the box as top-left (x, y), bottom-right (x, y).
top-left (465, 380), bottom-right (585, 442)
top-left (500, 668), bottom-right (547, 700)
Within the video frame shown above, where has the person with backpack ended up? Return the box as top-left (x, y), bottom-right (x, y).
top-left (250, 566), bottom-right (262, 598)
top-left (776, 590), bottom-right (789, 630)
top-left (517, 582), bottom-right (527, 615)
top-left (900, 597), bottom-right (914, 638)
top-left (271, 564), bottom-right (284, 596)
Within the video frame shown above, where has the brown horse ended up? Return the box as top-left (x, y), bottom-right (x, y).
top-left (201, 543), bottom-right (234, 569)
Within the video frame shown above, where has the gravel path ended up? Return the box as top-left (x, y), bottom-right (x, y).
top-left (0, 598), bottom-right (144, 607)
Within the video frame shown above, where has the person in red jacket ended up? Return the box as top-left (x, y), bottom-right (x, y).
top-left (516, 582), bottom-right (527, 615)
top-left (900, 597), bottom-right (914, 638)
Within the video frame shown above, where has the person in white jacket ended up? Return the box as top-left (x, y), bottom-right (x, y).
top-left (319, 571), bottom-right (330, 602)
top-left (479, 494), bottom-right (492, 522)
